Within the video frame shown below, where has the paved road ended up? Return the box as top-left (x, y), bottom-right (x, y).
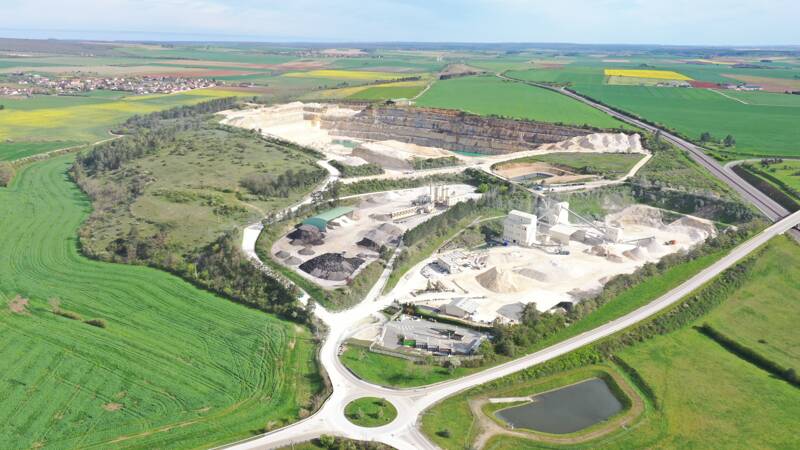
top-left (227, 87), bottom-right (800, 448)
top-left (229, 209), bottom-right (800, 450)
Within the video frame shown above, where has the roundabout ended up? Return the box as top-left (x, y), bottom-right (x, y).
top-left (344, 397), bottom-right (398, 428)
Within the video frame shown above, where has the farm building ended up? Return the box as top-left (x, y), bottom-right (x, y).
top-left (302, 206), bottom-right (355, 231)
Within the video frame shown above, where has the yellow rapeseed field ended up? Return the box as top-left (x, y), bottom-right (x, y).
top-left (282, 69), bottom-right (417, 80)
top-left (603, 69), bottom-right (693, 81)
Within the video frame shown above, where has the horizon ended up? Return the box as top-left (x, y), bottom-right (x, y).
top-left (4, 0), bottom-right (799, 46)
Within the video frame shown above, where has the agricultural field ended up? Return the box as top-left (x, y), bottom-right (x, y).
top-left (283, 69), bottom-right (422, 81)
top-left (0, 156), bottom-right (322, 449)
top-left (304, 79), bottom-right (429, 101)
top-left (701, 236), bottom-right (799, 369)
top-left (416, 75), bottom-right (629, 129)
top-left (505, 55), bottom-right (800, 157)
top-left (422, 237), bottom-right (800, 450)
top-left (0, 88), bottom-right (247, 160)
top-left (603, 69), bottom-right (692, 80)
top-left (574, 84), bottom-right (800, 157)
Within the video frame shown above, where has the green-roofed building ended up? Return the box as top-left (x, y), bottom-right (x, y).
top-left (302, 206), bottom-right (355, 231)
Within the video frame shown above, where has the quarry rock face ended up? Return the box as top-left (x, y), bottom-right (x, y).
top-left (318, 106), bottom-right (591, 155)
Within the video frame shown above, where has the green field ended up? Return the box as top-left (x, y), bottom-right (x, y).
top-left (344, 397), bottom-right (398, 428)
top-left (0, 89), bottom-right (248, 160)
top-left (574, 84), bottom-right (800, 157)
top-left (340, 344), bottom-right (483, 388)
top-left (0, 156), bottom-right (322, 449)
top-left (0, 140), bottom-right (81, 162)
top-left (702, 236), bottom-right (799, 369)
top-left (506, 61), bottom-right (800, 157)
top-left (422, 237), bottom-right (800, 449)
top-left (415, 76), bottom-right (628, 129)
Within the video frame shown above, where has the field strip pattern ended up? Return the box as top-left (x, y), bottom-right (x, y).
top-left (0, 156), bottom-right (313, 448)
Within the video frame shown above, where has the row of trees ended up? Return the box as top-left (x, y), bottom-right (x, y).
top-left (240, 168), bottom-right (325, 198)
top-left (328, 160), bottom-right (384, 178)
top-left (700, 131), bottom-right (736, 147)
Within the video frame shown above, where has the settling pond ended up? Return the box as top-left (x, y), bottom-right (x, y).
top-left (495, 378), bottom-right (623, 434)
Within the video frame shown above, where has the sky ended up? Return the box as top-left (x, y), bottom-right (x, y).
top-left (2, 0), bottom-right (799, 45)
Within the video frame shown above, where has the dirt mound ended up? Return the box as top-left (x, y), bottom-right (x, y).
top-left (476, 266), bottom-right (528, 294)
top-left (607, 253), bottom-right (624, 263)
top-left (299, 253), bottom-right (364, 281)
top-left (645, 238), bottom-right (666, 254)
top-left (275, 250), bottom-right (290, 259)
top-left (622, 246), bottom-right (648, 261)
top-left (668, 215), bottom-right (717, 239)
top-left (285, 256), bottom-right (302, 265)
top-left (538, 133), bottom-right (643, 154)
top-left (288, 224), bottom-right (325, 246)
top-left (298, 246), bottom-right (315, 256)
top-left (607, 204), bottom-right (663, 228)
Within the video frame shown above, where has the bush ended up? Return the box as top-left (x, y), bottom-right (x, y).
top-left (0, 162), bottom-right (14, 187)
top-left (84, 318), bottom-right (107, 328)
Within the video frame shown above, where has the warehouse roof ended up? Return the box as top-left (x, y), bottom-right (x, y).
top-left (302, 206), bottom-right (355, 231)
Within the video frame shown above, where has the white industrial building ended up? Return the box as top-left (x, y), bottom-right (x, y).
top-left (548, 224), bottom-right (577, 245)
top-left (440, 298), bottom-right (479, 319)
top-left (503, 210), bottom-right (539, 246)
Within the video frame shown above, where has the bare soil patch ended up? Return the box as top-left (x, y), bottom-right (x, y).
top-left (8, 295), bottom-right (30, 315)
top-left (722, 74), bottom-right (800, 92)
top-left (494, 161), bottom-right (571, 179)
top-left (102, 402), bottom-right (123, 412)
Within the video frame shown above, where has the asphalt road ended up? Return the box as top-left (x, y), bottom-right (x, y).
top-left (229, 209), bottom-right (800, 450)
top-left (498, 75), bottom-right (796, 227)
top-left (227, 85), bottom-right (800, 449)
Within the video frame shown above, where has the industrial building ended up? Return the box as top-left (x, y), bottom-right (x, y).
top-left (503, 210), bottom-right (539, 246)
top-left (440, 298), bottom-right (479, 319)
top-left (302, 206), bottom-right (355, 231)
top-left (380, 317), bottom-right (486, 355)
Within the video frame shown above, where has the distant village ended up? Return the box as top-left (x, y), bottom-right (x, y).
top-left (0, 72), bottom-right (220, 97)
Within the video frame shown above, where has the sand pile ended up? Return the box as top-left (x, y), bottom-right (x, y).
top-left (669, 216), bottom-right (717, 239)
top-left (622, 246), bottom-right (648, 261)
top-left (538, 133), bottom-right (643, 154)
top-left (275, 250), bottom-right (290, 259)
top-left (607, 253), bottom-right (624, 263)
top-left (476, 266), bottom-right (528, 294)
top-left (285, 256), bottom-right (302, 265)
top-left (299, 247), bottom-right (315, 256)
top-left (607, 204), bottom-right (664, 228)
top-left (645, 238), bottom-right (666, 254)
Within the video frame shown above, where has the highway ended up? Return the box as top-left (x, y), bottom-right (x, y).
top-left (497, 74), bottom-right (796, 228)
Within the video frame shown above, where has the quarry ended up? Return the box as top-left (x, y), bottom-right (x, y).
top-left (391, 202), bottom-right (718, 324)
top-left (219, 101), bottom-right (616, 174)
